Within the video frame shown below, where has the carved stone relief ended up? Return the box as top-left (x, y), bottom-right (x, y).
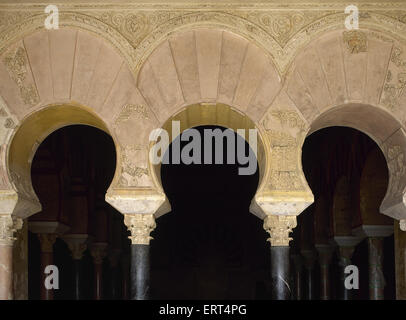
top-left (343, 30), bottom-right (367, 54)
top-left (261, 109), bottom-right (307, 191)
top-left (114, 103), bottom-right (150, 126)
top-left (3, 46), bottom-right (39, 107)
top-left (118, 145), bottom-right (150, 188)
top-left (0, 5), bottom-right (406, 78)
top-left (385, 145), bottom-right (406, 198)
top-left (381, 46), bottom-right (406, 110)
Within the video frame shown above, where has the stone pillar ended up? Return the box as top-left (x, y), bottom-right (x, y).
top-left (291, 254), bottom-right (303, 300)
top-left (62, 234), bottom-right (88, 300)
top-left (90, 242), bottom-right (108, 300)
top-left (108, 249), bottom-right (121, 300)
top-left (316, 244), bottom-right (333, 300)
top-left (263, 215), bottom-right (297, 300)
top-left (367, 237), bottom-right (385, 300)
top-left (0, 215), bottom-right (22, 300)
top-left (353, 225), bottom-right (393, 300)
top-left (334, 236), bottom-right (363, 300)
top-left (301, 249), bottom-right (316, 300)
top-left (37, 233), bottom-right (57, 300)
top-left (124, 214), bottom-right (156, 300)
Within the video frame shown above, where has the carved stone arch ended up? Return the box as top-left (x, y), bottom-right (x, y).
top-left (307, 103), bottom-right (406, 222)
top-left (279, 11), bottom-right (406, 74)
top-left (127, 27), bottom-right (314, 221)
top-left (0, 12), bottom-right (137, 74)
top-left (131, 11), bottom-right (283, 76)
top-left (277, 27), bottom-right (406, 224)
top-left (7, 104), bottom-right (118, 219)
top-left (0, 26), bottom-right (158, 221)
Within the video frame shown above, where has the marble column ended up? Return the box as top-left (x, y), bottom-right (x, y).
top-left (124, 214), bottom-right (156, 300)
top-left (37, 233), bottom-right (57, 300)
top-left (301, 249), bottom-right (316, 300)
top-left (0, 215), bottom-right (22, 300)
top-left (292, 254), bottom-right (303, 300)
top-left (353, 225), bottom-right (393, 300)
top-left (333, 236), bottom-right (364, 300)
top-left (108, 249), bottom-right (121, 300)
top-left (316, 244), bottom-right (333, 300)
top-left (263, 215), bottom-right (297, 300)
top-left (62, 234), bottom-right (88, 300)
top-left (90, 242), bottom-right (108, 300)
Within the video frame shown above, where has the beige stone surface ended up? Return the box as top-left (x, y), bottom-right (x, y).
top-left (169, 31), bottom-right (201, 104)
top-left (286, 70), bottom-right (318, 123)
top-left (86, 42), bottom-right (123, 111)
top-left (233, 43), bottom-right (268, 111)
top-left (24, 30), bottom-right (53, 104)
top-left (195, 29), bottom-right (222, 102)
top-left (49, 29), bottom-right (77, 100)
top-left (315, 34), bottom-right (347, 106)
top-left (71, 31), bottom-right (102, 104)
top-left (137, 61), bottom-right (168, 123)
top-left (296, 47), bottom-right (332, 111)
top-left (146, 40), bottom-right (184, 116)
top-left (365, 38), bottom-right (393, 106)
top-left (342, 35), bottom-right (368, 102)
top-left (217, 32), bottom-right (248, 106)
top-left (247, 60), bottom-right (281, 122)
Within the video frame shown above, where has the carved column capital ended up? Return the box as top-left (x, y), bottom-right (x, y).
top-left (37, 234), bottom-right (57, 253)
top-left (263, 215), bottom-right (297, 246)
top-left (0, 215), bottom-right (23, 246)
top-left (62, 234), bottom-right (88, 260)
top-left (90, 242), bottom-right (108, 265)
top-left (124, 214), bottom-right (156, 245)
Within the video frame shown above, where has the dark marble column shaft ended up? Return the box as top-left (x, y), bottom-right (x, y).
top-left (301, 250), bottom-right (316, 300)
top-left (338, 246), bottom-right (355, 300)
top-left (94, 263), bottom-right (103, 300)
top-left (270, 246), bottom-right (291, 300)
top-left (131, 244), bottom-right (150, 300)
top-left (316, 245), bottom-right (333, 300)
top-left (368, 237), bottom-right (385, 300)
top-left (121, 255), bottom-right (130, 300)
top-left (292, 255), bottom-right (303, 300)
top-left (90, 243), bottom-right (107, 300)
top-left (73, 259), bottom-right (82, 300)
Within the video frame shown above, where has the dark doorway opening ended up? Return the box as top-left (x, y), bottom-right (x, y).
top-left (299, 126), bottom-right (395, 300)
top-left (154, 125), bottom-right (267, 299)
top-left (28, 125), bottom-right (126, 300)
